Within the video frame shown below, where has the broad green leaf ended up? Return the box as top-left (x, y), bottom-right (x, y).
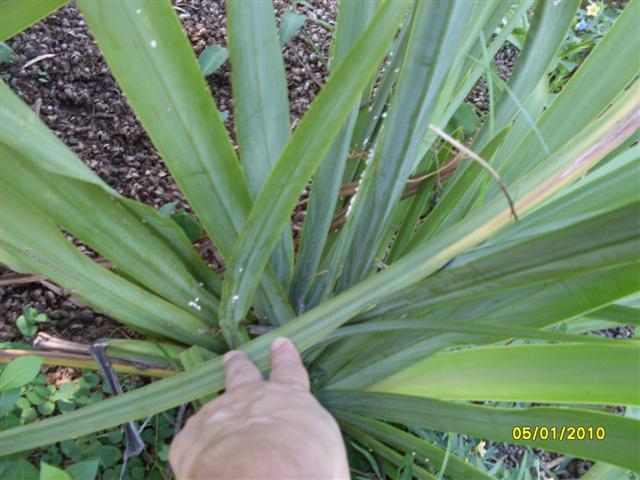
top-left (2, 458), bottom-right (39, 480)
top-left (369, 201), bottom-right (640, 321)
top-left (371, 344), bottom-right (640, 405)
top-left (0, 0), bottom-right (68, 41)
top-left (0, 388), bottom-right (20, 415)
top-left (227, 0), bottom-right (294, 288)
top-left (0, 356), bottom-right (43, 391)
top-left (65, 460), bottom-right (99, 480)
top-left (76, 0), bottom-right (294, 325)
top-left (322, 391), bottom-right (640, 471)
top-left (219, 0), bottom-right (412, 345)
top-left (40, 462), bottom-right (71, 480)
top-left (322, 318), bottom-right (624, 347)
top-left (585, 304), bottom-right (640, 327)
top-left (197, 44), bottom-right (228, 76)
top-left (279, 10), bottom-right (307, 46)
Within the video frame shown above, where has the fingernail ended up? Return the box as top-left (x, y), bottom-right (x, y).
top-left (224, 351), bottom-right (240, 364)
top-left (271, 337), bottom-right (289, 351)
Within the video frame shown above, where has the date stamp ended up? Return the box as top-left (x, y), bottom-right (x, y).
top-left (511, 426), bottom-right (606, 441)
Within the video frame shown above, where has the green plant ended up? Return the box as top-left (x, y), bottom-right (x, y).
top-left (0, 365), bottom-right (176, 479)
top-left (549, 0), bottom-right (626, 91)
top-left (196, 6), bottom-right (311, 79)
top-left (15, 308), bottom-right (48, 337)
top-left (1, 0), bottom-right (639, 478)
top-left (0, 41), bottom-right (12, 64)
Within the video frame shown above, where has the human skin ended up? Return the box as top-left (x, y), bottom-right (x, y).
top-left (169, 337), bottom-right (350, 479)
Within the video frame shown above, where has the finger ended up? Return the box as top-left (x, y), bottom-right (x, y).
top-left (268, 337), bottom-right (310, 391)
top-left (223, 350), bottom-right (263, 390)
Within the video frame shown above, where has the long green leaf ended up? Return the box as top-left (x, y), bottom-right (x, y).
top-left (368, 202), bottom-right (640, 321)
top-left (219, 1), bottom-right (412, 345)
top-left (585, 304), bottom-right (640, 327)
top-left (326, 263), bottom-right (640, 390)
top-left (322, 391), bottom-right (640, 471)
top-left (75, 0), bottom-right (294, 325)
top-left (227, 0), bottom-right (294, 288)
top-left (0, 185), bottom-right (222, 350)
top-left (322, 318), bottom-right (627, 347)
top-left (371, 344), bottom-right (640, 405)
top-left (0, 0), bottom-right (68, 41)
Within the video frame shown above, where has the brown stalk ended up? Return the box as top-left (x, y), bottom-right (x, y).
top-left (0, 349), bottom-right (173, 378)
top-left (428, 124), bottom-right (518, 220)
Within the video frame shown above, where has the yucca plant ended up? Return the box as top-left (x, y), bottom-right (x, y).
top-left (1, 0), bottom-right (639, 476)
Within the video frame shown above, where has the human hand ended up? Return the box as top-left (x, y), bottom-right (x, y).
top-left (169, 337), bottom-right (350, 479)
